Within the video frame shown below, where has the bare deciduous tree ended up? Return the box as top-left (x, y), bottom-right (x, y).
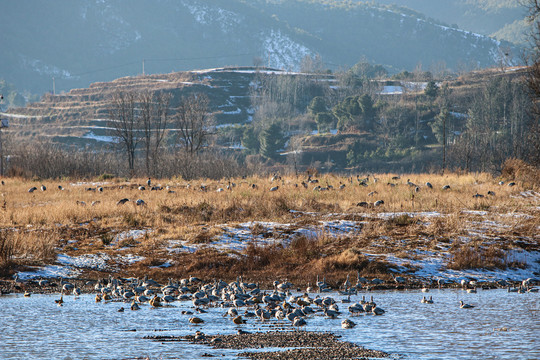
top-left (175, 93), bottom-right (214, 155)
top-left (522, 0), bottom-right (540, 165)
top-left (140, 91), bottom-right (171, 176)
top-left (109, 91), bottom-right (139, 173)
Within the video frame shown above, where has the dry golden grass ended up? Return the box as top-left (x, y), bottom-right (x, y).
top-left (447, 241), bottom-right (527, 271)
top-left (0, 172), bottom-right (538, 282)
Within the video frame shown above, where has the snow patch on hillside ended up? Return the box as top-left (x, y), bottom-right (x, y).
top-left (20, 56), bottom-right (72, 79)
top-left (182, 1), bottom-right (241, 33)
top-left (92, 2), bottom-right (141, 54)
top-left (262, 29), bottom-right (312, 70)
top-left (82, 131), bottom-right (118, 143)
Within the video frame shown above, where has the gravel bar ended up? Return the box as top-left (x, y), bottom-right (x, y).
top-left (146, 330), bottom-right (388, 359)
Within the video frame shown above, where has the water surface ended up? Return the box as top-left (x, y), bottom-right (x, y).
top-left (1, 289), bottom-right (538, 360)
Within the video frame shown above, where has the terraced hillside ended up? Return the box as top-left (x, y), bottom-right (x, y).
top-left (2, 68), bottom-right (285, 148)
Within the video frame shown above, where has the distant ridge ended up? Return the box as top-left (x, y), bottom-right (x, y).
top-left (0, 0), bottom-right (522, 95)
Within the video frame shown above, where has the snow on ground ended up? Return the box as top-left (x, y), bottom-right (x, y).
top-left (163, 211), bottom-right (539, 281)
top-left (0, 112), bottom-right (44, 119)
top-left (17, 264), bottom-right (81, 280)
top-left (57, 253), bottom-right (109, 271)
top-left (380, 85), bottom-right (403, 95)
top-left (82, 131), bottom-right (118, 143)
top-left (17, 252), bottom-right (146, 280)
top-left (167, 220), bottom-right (363, 254)
top-left (15, 208), bottom-right (539, 281)
top-left (69, 181), bottom-right (112, 187)
top-left (379, 249), bottom-right (540, 282)
top-left (113, 229), bottom-right (150, 245)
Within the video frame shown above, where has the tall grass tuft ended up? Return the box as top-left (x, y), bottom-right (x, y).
top-left (447, 242), bottom-right (525, 270)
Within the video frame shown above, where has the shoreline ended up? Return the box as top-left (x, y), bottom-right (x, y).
top-left (1, 275), bottom-right (532, 296)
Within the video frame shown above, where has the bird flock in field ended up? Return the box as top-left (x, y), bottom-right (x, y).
top-left (19, 172), bottom-right (516, 210)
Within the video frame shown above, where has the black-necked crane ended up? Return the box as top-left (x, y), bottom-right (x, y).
top-left (117, 198), bottom-right (130, 205)
top-left (374, 200), bottom-right (384, 207)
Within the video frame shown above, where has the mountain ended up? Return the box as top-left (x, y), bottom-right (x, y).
top-left (372, 0), bottom-right (528, 44)
top-left (0, 0), bottom-right (523, 96)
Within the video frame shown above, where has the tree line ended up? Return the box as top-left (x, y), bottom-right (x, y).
top-left (107, 90), bottom-right (217, 177)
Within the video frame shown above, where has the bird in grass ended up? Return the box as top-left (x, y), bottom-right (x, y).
top-left (116, 198), bottom-right (130, 205)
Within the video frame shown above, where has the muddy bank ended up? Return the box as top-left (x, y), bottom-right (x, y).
top-left (146, 330), bottom-right (388, 359)
top-left (0, 276), bottom-right (525, 296)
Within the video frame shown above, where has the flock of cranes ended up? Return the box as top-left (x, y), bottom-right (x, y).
top-left (21, 172), bottom-right (513, 211)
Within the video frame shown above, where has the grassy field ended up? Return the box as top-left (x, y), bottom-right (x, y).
top-left (0, 170), bottom-right (538, 288)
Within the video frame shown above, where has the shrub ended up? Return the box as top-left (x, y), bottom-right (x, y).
top-left (0, 232), bottom-right (14, 267)
top-left (447, 243), bottom-right (524, 270)
top-left (98, 173), bottom-right (115, 181)
top-left (501, 158), bottom-right (540, 188)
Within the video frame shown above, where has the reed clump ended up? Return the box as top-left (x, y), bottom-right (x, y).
top-left (447, 242), bottom-right (526, 270)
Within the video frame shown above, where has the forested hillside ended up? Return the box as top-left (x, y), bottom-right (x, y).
top-left (3, 64), bottom-right (536, 177)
